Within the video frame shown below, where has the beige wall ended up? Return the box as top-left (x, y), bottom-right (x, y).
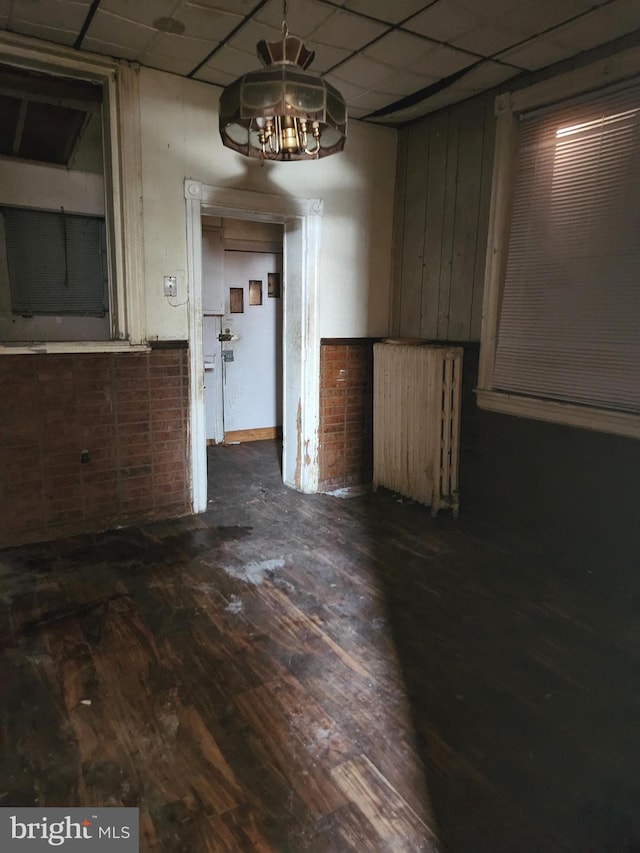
top-left (139, 68), bottom-right (397, 342)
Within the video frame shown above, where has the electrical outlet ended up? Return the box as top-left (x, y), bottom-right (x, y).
top-left (164, 275), bottom-right (177, 297)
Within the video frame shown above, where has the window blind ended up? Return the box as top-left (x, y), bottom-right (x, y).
top-left (2, 206), bottom-right (107, 317)
top-left (493, 79), bottom-right (640, 415)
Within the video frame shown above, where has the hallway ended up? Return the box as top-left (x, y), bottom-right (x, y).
top-left (1, 440), bottom-right (639, 851)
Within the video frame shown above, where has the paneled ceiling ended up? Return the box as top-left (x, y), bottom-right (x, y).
top-left (1, 0), bottom-right (639, 124)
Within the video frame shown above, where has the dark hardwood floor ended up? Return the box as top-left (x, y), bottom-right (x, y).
top-left (1, 439), bottom-right (639, 851)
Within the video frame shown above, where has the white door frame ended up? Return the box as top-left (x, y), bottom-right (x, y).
top-left (184, 179), bottom-right (323, 512)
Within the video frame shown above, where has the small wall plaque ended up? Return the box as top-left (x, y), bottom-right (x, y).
top-left (222, 349), bottom-right (234, 362)
top-left (249, 279), bottom-right (263, 305)
top-left (268, 272), bottom-right (281, 298)
top-left (230, 287), bottom-right (244, 313)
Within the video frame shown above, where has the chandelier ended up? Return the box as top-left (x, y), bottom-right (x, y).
top-left (218, 1), bottom-right (347, 161)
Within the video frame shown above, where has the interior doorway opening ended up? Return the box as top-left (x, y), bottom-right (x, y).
top-left (202, 217), bottom-right (284, 454)
top-left (184, 180), bottom-right (324, 513)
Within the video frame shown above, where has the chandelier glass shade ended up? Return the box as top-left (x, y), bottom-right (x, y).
top-left (219, 35), bottom-right (347, 161)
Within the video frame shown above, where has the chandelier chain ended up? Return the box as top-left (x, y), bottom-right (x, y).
top-left (282, 0), bottom-right (288, 37)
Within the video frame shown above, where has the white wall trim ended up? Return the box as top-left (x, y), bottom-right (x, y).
top-left (0, 342), bottom-right (150, 355)
top-left (185, 179), bottom-right (323, 512)
top-left (185, 180), bottom-right (324, 219)
top-left (477, 390), bottom-right (640, 441)
top-left (185, 193), bottom-right (206, 513)
top-left (0, 31), bottom-right (119, 77)
top-left (510, 44), bottom-right (640, 114)
top-left (0, 32), bottom-right (146, 346)
top-left (478, 49), bottom-right (640, 438)
top-left (478, 93), bottom-right (518, 390)
top-left (114, 62), bottom-right (146, 344)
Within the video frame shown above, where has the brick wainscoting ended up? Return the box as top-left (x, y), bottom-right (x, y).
top-left (318, 338), bottom-right (378, 492)
top-left (0, 345), bottom-right (190, 548)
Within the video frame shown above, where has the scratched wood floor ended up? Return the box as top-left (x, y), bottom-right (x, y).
top-left (2, 440), bottom-right (640, 852)
top-left (0, 441), bottom-right (439, 852)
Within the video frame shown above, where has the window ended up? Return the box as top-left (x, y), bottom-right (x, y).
top-left (478, 49), bottom-right (640, 440)
top-left (0, 35), bottom-right (145, 350)
top-left (2, 206), bottom-right (108, 317)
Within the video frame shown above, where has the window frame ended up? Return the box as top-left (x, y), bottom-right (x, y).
top-left (0, 31), bottom-right (147, 354)
top-left (478, 45), bottom-right (640, 441)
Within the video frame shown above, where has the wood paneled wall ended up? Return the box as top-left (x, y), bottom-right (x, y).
top-left (392, 94), bottom-right (495, 342)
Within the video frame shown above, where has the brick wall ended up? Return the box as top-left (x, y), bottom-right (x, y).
top-left (0, 346), bottom-right (190, 548)
top-left (318, 339), bottom-right (377, 492)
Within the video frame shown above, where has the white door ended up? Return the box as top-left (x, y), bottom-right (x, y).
top-left (221, 251), bottom-right (283, 438)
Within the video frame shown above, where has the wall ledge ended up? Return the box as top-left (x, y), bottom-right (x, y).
top-left (476, 388), bottom-right (640, 441)
top-left (0, 341), bottom-right (151, 355)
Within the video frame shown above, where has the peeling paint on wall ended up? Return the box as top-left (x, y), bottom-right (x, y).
top-left (294, 398), bottom-right (302, 489)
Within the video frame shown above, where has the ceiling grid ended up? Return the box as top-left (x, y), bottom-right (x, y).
top-left (0, 0), bottom-right (638, 122)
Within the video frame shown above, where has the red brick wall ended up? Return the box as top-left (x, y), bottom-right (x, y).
top-left (0, 346), bottom-right (190, 548)
top-left (318, 339), bottom-right (377, 492)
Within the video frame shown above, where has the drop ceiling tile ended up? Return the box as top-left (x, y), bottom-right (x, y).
top-left (496, 36), bottom-right (577, 70)
top-left (551, 1), bottom-right (640, 51)
top-left (88, 11), bottom-right (158, 52)
top-left (81, 37), bottom-right (144, 62)
top-left (98, 0), bottom-right (177, 28)
top-left (143, 54), bottom-right (196, 75)
top-left (405, 1), bottom-right (480, 42)
top-left (376, 68), bottom-right (439, 96)
top-left (302, 41), bottom-right (353, 73)
top-left (308, 10), bottom-right (389, 52)
top-left (408, 43), bottom-right (477, 77)
top-left (188, 0), bottom-right (257, 12)
top-left (6, 20), bottom-right (77, 46)
top-left (340, 0), bottom-right (435, 25)
top-left (560, 0), bottom-right (611, 9)
top-left (0, 17), bottom-right (7, 30)
top-left (449, 24), bottom-right (525, 56)
top-left (322, 75), bottom-right (367, 102)
top-left (363, 30), bottom-right (434, 68)
top-left (144, 33), bottom-right (215, 74)
top-left (9, 0), bottom-right (91, 32)
top-left (255, 0), bottom-right (335, 37)
top-left (227, 20), bottom-right (282, 55)
top-left (347, 105), bottom-right (369, 119)
top-left (348, 89), bottom-right (396, 112)
top-left (609, 0), bottom-right (640, 28)
top-left (193, 65), bottom-right (237, 87)
top-left (199, 46), bottom-right (257, 77)
top-left (454, 59), bottom-right (519, 90)
top-left (499, 0), bottom-right (592, 35)
top-left (456, 0), bottom-right (525, 16)
top-left (373, 88), bottom-right (467, 123)
top-left (180, 4), bottom-right (243, 42)
top-left (330, 55), bottom-right (398, 89)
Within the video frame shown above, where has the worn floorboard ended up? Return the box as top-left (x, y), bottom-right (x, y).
top-left (0, 441), bottom-right (438, 852)
top-left (2, 439), bottom-right (639, 851)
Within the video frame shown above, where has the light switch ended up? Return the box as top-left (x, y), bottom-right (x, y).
top-left (164, 275), bottom-right (177, 297)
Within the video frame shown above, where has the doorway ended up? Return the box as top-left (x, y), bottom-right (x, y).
top-left (202, 221), bottom-right (283, 445)
top-left (185, 180), bottom-right (324, 512)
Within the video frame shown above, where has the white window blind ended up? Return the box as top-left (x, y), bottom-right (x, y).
top-left (494, 80), bottom-right (640, 415)
top-left (2, 206), bottom-right (108, 317)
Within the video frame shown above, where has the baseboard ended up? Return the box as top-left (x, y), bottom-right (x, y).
top-left (223, 426), bottom-right (282, 443)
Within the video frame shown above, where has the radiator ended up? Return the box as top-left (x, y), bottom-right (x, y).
top-left (373, 341), bottom-right (463, 516)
